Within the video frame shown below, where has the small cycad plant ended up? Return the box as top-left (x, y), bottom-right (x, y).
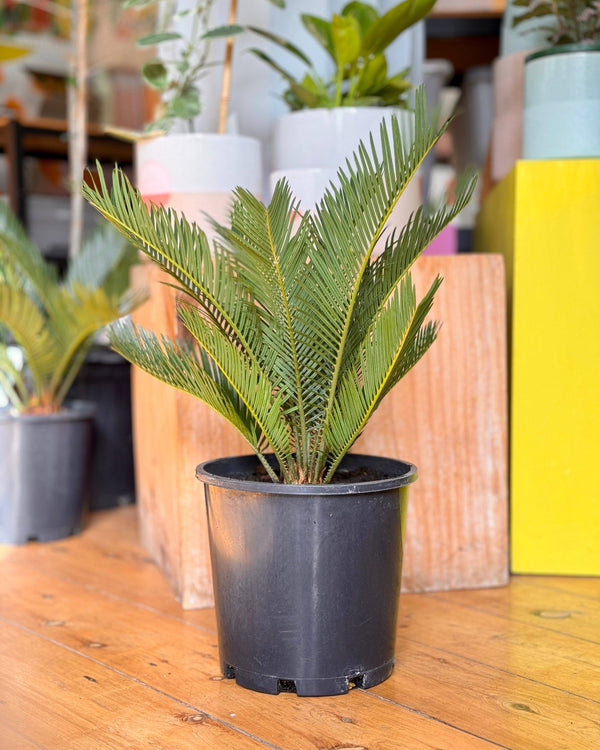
top-left (0, 206), bottom-right (142, 414)
top-left (83, 90), bottom-right (476, 484)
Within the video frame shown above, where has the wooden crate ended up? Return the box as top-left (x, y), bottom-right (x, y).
top-left (131, 254), bottom-right (509, 607)
top-left (355, 254), bottom-right (509, 592)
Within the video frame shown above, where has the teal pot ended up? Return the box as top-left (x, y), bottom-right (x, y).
top-left (523, 44), bottom-right (600, 159)
top-left (196, 453), bottom-right (417, 697)
top-left (0, 401), bottom-right (94, 544)
top-left (68, 347), bottom-right (135, 510)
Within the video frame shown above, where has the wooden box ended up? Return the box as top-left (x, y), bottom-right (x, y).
top-left (132, 254), bottom-right (509, 607)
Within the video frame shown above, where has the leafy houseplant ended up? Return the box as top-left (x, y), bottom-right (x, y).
top-left (127, 0), bottom-right (283, 133)
top-left (0, 202), bottom-right (142, 543)
top-left (84, 91), bottom-right (476, 694)
top-left (512, 0), bottom-right (600, 45)
top-left (251, 0), bottom-right (436, 110)
top-left (85, 92), bottom-right (475, 484)
top-left (511, 0), bottom-right (600, 159)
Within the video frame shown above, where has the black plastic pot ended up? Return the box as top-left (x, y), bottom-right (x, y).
top-left (0, 401), bottom-right (94, 544)
top-left (196, 453), bottom-right (417, 697)
top-left (68, 346), bottom-right (135, 510)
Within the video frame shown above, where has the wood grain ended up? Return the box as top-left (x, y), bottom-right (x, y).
top-left (355, 254), bottom-right (509, 592)
top-left (0, 507), bottom-right (596, 750)
top-left (131, 263), bottom-right (248, 609)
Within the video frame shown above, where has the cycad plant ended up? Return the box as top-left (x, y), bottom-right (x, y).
top-left (0, 204), bottom-right (142, 414)
top-left (83, 90), bottom-right (476, 484)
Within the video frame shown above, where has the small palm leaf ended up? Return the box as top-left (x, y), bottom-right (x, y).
top-left (65, 222), bottom-right (136, 293)
top-left (107, 318), bottom-right (285, 483)
top-left (0, 283), bottom-right (58, 400)
top-left (323, 274), bottom-right (442, 481)
top-left (83, 167), bottom-right (267, 375)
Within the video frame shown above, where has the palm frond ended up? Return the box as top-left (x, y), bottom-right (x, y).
top-left (177, 302), bottom-right (296, 480)
top-left (0, 283), bottom-right (59, 399)
top-left (44, 284), bottom-right (136, 403)
top-left (108, 318), bottom-right (285, 483)
top-left (345, 167), bottom-right (477, 363)
top-left (82, 165), bottom-right (268, 376)
top-left (0, 343), bottom-right (27, 410)
top-left (323, 274), bottom-right (442, 481)
top-left (65, 221), bottom-right (136, 293)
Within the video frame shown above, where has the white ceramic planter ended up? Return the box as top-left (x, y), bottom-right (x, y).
top-left (523, 44), bottom-right (600, 160)
top-left (272, 107), bottom-right (414, 172)
top-left (136, 133), bottom-right (262, 238)
top-left (270, 108), bottom-right (421, 250)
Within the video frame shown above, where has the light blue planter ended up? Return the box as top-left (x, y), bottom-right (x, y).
top-left (523, 44), bottom-right (600, 160)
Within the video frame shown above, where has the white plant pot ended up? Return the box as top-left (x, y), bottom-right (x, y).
top-left (270, 107), bottom-right (421, 253)
top-left (136, 133), bottom-right (262, 239)
top-left (523, 44), bottom-right (600, 160)
top-left (271, 106), bottom-right (414, 172)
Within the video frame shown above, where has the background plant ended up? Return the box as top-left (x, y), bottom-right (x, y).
top-left (249, 0), bottom-right (436, 110)
top-left (0, 203), bottom-right (142, 414)
top-left (84, 89), bottom-right (476, 484)
top-left (512, 0), bottom-right (600, 44)
top-left (125, 0), bottom-right (283, 133)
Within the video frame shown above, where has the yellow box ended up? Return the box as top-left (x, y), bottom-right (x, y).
top-left (475, 160), bottom-right (600, 575)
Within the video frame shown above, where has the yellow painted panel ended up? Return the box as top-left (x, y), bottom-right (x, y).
top-left (476, 160), bottom-right (600, 575)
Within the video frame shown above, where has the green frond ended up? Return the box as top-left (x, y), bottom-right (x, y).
top-left (323, 274), bottom-right (442, 481)
top-left (82, 87), bottom-right (476, 483)
top-left (0, 343), bottom-right (26, 410)
top-left (108, 318), bottom-right (285, 482)
top-left (177, 303), bottom-right (296, 481)
top-left (44, 284), bottom-right (135, 403)
top-left (82, 165), bottom-right (267, 375)
top-left (65, 221), bottom-right (137, 295)
top-left (0, 227), bottom-right (56, 309)
top-left (0, 283), bottom-right (60, 398)
top-left (345, 167), bottom-right (478, 364)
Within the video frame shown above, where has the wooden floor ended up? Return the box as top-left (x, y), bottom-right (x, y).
top-left (1, 507), bottom-right (599, 749)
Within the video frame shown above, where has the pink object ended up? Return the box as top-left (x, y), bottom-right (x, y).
top-left (423, 224), bottom-right (458, 255)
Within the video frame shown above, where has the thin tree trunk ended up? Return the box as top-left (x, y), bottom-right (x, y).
top-left (218, 0), bottom-right (237, 134)
top-left (68, 0), bottom-right (88, 259)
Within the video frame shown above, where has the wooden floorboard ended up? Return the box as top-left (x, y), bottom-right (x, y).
top-left (1, 506), bottom-right (599, 750)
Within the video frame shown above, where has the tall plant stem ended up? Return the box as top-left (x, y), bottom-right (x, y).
top-left (218, 0), bottom-right (237, 134)
top-left (68, 0), bottom-right (88, 259)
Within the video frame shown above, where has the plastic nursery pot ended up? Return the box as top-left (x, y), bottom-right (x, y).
top-left (0, 400), bottom-right (95, 544)
top-left (68, 347), bottom-right (135, 510)
top-left (196, 453), bottom-right (417, 697)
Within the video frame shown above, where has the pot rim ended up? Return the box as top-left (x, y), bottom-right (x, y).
top-left (0, 399), bottom-right (96, 424)
top-left (196, 453), bottom-right (417, 495)
top-left (526, 42), bottom-right (600, 63)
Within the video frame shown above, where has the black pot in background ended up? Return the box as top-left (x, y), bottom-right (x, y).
top-left (196, 453), bottom-right (417, 697)
top-left (68, 346), bottom-right (135, 510)
top-left (0, 401), bottom-right (94, 544)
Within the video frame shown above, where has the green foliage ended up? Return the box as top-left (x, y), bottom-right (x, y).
top-left (512, 0), bottom-right (600, 45)
top-left (124, 0), bottom-right (283, 132)
top-left (249, 0), bottom-right (437, 110)
top-left (0, 206), bottom-right (143, 414)
top-left (83, 89), bottom-right (477, 484)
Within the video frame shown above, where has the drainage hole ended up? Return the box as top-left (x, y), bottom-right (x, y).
top-left (348, 674), bottom-right (365, 690)
top-left (224, 664), bottom-right (236, 679)
top-left (277, 679), bottom-right (297, 694)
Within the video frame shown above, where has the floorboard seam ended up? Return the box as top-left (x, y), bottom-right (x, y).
top-left (0, 615), bottom-right (283, 750)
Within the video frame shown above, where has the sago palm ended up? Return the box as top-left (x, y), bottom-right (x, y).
top-left (0, 205), bottom-right (142, 414)
top-left (83, 90), bottom-right (476, 483)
